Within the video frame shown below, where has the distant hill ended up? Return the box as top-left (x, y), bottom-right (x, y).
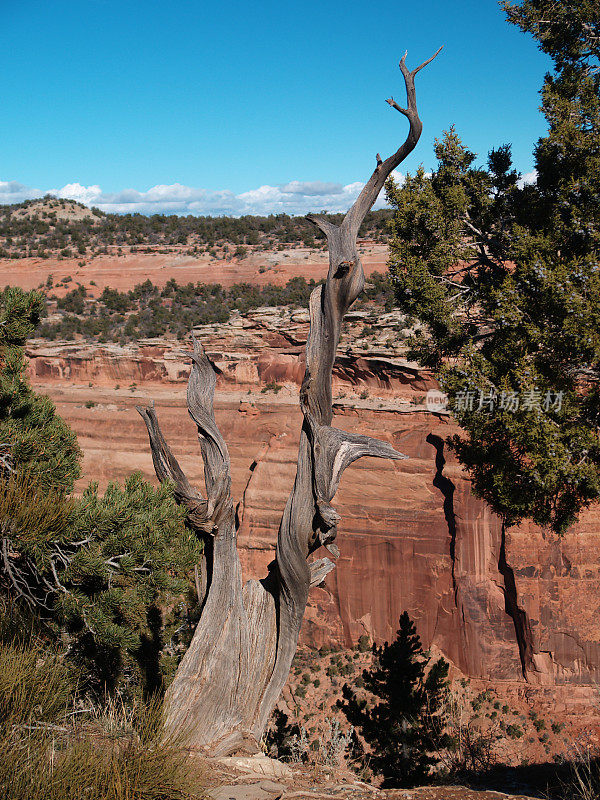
top-left (0, 196), bottom-right (391, 260)
top-left (9, 197), bottom-right (100, 224)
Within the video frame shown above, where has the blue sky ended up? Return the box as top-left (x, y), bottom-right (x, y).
top-left (1, 0), bottom-right (550, 216)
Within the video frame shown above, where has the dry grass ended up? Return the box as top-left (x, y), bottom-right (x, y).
top-left (0, 641), bottom-right (210, 800)
top-left (560, 739), bottom-right (600, 800)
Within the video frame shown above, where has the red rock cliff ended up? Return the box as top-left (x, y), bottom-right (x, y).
top-left (25, 308), bottom-right (600, 710)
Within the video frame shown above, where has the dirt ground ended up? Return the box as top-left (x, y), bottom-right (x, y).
top-left (0, 244), bottom-right (388, 294)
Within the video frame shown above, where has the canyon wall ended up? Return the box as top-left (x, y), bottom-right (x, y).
top-left (25, 307), bottom-right (600, 713)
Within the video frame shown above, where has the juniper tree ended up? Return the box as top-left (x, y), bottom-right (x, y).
top-left (0, 286), bottom-right (80, 488)
top-left (388, 0), bottom-right (600, 534)
top-left (503, 0), bottom-right (600, 256)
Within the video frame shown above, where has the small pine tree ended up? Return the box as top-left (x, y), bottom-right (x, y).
top-left (339, 612), bottom-right (450, 787)
top-left (54, 474), bottom-right (201, 696)
top-left (0, 287), bottom-right (202, 696)
top-left (0, 286), bottom-right (80, 489)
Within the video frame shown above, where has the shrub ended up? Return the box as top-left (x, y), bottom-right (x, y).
top-left (0, 641), bottom-right (72, 733)
top-left (261, 381), bottom-right (283, 394)
top-left (339, 612), bottom-right (450, 787)
top-left (506, 724), bottom-right (523, 739)
top-left (0, 470), bottom-right (201, 697)
top-left (0, 641), bottom-right (208, 800)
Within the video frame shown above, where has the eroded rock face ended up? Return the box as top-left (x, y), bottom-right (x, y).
top-left (24, 312), bottom-right (600, 708)
top-left (26, 307), bottom-right (427, 398)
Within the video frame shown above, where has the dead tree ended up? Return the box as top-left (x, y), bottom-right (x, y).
top-left (137, 49), bottom-right (441, 757)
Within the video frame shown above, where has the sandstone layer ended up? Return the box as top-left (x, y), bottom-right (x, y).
top-left (24, 302), bottom-right (600, 717)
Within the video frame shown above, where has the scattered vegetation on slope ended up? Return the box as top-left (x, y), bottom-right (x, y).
top-left (0, 197), bottom-right (391, 259)
top-left (35, 272), bottom-right (394, 343)
top-left (268, 623), bottom-right (584, 794)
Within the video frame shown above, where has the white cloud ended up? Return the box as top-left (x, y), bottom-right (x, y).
top-left (55, 183), bottom-right (103, 205)
top-left (0, 175), bottom-right (403, 217)
top-left (279, 181), bottom-right (344, 196)
top-left (0, 181), bottom-right (43, 204)
top-left (517, 170), bottom-right (537, 188)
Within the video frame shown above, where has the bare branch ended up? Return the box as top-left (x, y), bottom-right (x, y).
top-left (137, 337), bottom-right (235, 535)
top-left (257, 54), bottom-right (422, 734)
top-left (343, 46), bottom-right (443, 239)
top-left (136, 403), bottom-right (211, 533)
top-left (309, 557), bottom-right (336, 588)
top-left (2, 537), bottom-right (35, 606)
top-left (305, 214), bottom-right (340, 238)
top-left (187, 337), bottom-right (233, 524)
top-left (154, 51), bottom-right (434, 756)
top-left (136, 405), bottom-right (200, 502)
top-left (315, 426), bottom-right (407, 505)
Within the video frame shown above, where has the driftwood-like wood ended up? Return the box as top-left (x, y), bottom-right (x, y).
top-left (137, 50), bottom-right (440, 756)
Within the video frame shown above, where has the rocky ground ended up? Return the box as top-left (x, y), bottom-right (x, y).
top-left (0, 241), bottom-right (388, 293)
top-left (202, 753), bottom-right (545, 799)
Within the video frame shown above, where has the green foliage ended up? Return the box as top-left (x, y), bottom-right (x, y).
top-left (264, 709), bottom-right (302, 761)
top-left (57, 285), bottom-right (86, 314)
top-left (37, 276), bottom-right (320, 342)
top-left (388, 0), bottom-right (600, 533)
top-left (387, 128), bottom-right (519, 372)
top-left (0, 287), bottom-right (80, 490)
top-left (261, 380), bottom-right (282, 394)
top-left (504, 0), bottom-right (600, 259)
top-left (37, 273), bottom-right (395, 344)
top-left (0, 200), bottom-right (392, 259)
top-left (502, 0), bottom-right (599, 71)
top-left (0, 286), bottom-right (201, 695)
top-left (0, 640), bottom-right (73, 733)
top-left (59, 474), bottom-right (201, 695)
top-left (505, 723), bottom-right (524, 739)
top-left (339, 612), bottom-right (450, 788)
top-left (1, 471), bottom-right (201, 696)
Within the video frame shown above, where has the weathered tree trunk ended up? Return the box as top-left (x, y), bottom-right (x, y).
top-left (137, 49), bottom-right (441, 757)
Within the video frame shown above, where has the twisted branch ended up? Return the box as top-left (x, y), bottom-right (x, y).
top-left (136, 49), bottom-right (439, 754)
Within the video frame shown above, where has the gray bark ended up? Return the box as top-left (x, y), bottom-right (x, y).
top-left (137, 49), bottom-right (440, 756)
